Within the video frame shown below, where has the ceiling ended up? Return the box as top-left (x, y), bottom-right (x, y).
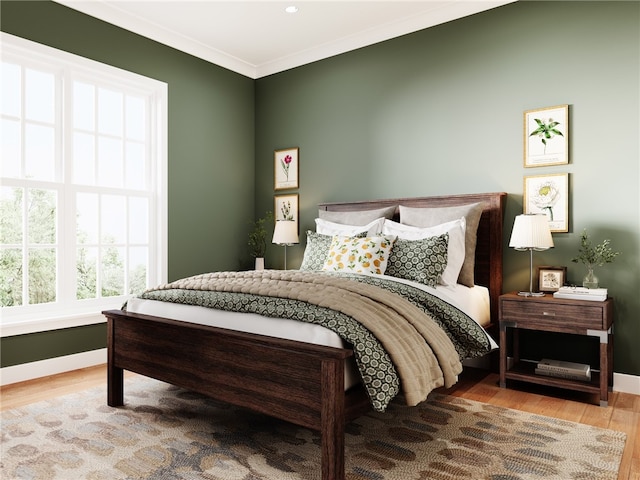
top-left (54, 0), bottom-right (516, 79)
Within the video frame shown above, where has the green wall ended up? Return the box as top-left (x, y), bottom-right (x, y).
top-left (1, 0), bottom-right (255, 367)
top-left (255, 1), bottom-right (640, 375)
top-left (2, 1), bottom-right (639, 378)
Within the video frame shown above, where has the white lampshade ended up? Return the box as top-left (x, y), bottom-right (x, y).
top-left (509, 214), bottom-right (554, 251)
top-left (272, 220), bottom-right (299, 245)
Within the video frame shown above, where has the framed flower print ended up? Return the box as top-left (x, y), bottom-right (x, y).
top-left (524, 173), bottom-right (569, 233)
top-left (274, 147), bottom-right (299, 190)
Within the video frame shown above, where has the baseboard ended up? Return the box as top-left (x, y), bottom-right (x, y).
top-left (0, 348), bottom-right (107, 386)
top-left (613, 372), bottom-right (640, 395)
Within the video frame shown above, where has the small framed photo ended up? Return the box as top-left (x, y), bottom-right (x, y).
top-left (274, 193), bottom-right (299, 224)
top-left (524, 104), bottom-right (568, 167)
top-left (274, 147), bottom-right (299, 190)
top-left (537, 266), bottom-right (567, 292)
top-left (524, 172), bottom-right (569, 233)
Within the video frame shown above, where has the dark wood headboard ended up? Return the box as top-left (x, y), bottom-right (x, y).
top-left (319, 192), bottom-right (507, 325)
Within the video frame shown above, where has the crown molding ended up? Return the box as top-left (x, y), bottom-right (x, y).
top-left (54, 1), bottom-right (515, 79)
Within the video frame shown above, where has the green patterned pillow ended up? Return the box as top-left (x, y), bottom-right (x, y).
top-left (299, 231), bottom-right (332, 271)
top-left (385, 234), bottom-right (449, 287)
top-left (322, 235), bottom-right (396, 275)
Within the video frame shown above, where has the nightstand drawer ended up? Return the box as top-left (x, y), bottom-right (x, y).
top-left (500, 298), bottom-right (607, 330)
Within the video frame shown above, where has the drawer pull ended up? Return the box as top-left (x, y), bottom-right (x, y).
top-left (542, 311), bottom-right (555, 316)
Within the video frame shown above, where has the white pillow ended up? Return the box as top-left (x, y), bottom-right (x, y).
top-left (322, 235), bottom-right (396, 276)
top-left (315, 217), bottom-right (385, 237)
top-left (382, 217), bottom-right (466, 286)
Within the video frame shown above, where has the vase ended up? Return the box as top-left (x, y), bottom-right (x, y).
top-left (254, 257), bottom-right (264, 270)
top-left (583, 266), bottom-right (599, 289)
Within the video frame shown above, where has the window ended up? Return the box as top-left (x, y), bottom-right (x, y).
top-left (0, 33), bottom-right (167, 336)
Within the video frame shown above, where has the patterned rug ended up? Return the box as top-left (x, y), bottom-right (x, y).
top-left (1, 376), bottom-right (626, 480)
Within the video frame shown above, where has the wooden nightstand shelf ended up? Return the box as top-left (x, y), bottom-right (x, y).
top-left (499, 292), bottom-right (614, 406)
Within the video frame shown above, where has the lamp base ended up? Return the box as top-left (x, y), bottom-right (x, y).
top-left (517, 291), bottom-right (546, 297)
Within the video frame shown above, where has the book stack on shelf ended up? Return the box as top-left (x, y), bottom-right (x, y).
top-left (553, 286), bottom-right (608, 302)
top-left (535, 358), bottom-right (591, 382)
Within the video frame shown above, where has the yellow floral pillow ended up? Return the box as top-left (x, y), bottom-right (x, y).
top-left (322, 235), bottom-right (396, 275)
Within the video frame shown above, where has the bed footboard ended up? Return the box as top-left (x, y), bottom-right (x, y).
top-left (104, 309), bottom-right (367, 480)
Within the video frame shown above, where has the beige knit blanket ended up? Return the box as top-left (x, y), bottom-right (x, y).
top-left (153, 270), bottom-right (462, 405)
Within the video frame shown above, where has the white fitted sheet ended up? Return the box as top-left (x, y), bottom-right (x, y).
top-left (126, 274), bottom-right (496, 390)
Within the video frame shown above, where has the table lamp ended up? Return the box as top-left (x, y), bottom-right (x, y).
top-left (509, 214), bottom-right (554, 296)
top-left (272, 220), bottom-right (299, 270)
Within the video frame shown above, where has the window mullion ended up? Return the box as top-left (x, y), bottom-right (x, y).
top-left (147, 93), bottom-right (159, 283)
top-left (18, 66), bottom-right (28, 305)
top-left (21, 186), bottom-right (28, 307)
top-left (122, 93), bottom-right (129, 295)
top-left (58, 66), bottom-right (71, 305)
top-left (96, 193), bottom-right (102, 299)
top-left (19, 64), bottom-right (26, 180)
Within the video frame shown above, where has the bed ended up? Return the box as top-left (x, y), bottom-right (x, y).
top-left (103, 191), bottom-right (506, 480)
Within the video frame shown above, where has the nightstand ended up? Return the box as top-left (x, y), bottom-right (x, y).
top-left (499, 292), bottom-right (614, 406)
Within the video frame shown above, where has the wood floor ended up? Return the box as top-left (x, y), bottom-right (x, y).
top-left (1, 365), bottom-right (638, 479)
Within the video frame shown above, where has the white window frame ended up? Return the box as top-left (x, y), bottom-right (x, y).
top-left (0, 33), bottom-right (167, 337)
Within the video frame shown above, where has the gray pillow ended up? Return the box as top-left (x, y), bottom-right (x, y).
top-left (318, 205), bottom-right (396, 225)
top-left (386, 235), bottom-right (449, 287)
top-left (399, 202), bottom-right (484, 287)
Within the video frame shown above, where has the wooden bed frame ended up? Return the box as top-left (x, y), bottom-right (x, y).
top-left (103, 192), bottom-right (506, 480)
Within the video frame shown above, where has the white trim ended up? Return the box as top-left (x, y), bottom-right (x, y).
top-left (52, 0), bottom-right (256, 78)
top-left (613, 372), bottom-right (640, 396)
top-left (1, 32), bottom-right (165, 88)
top-left (1, 33), bottom-right (168, 334)
top-left (0, 312), bottom-right (108, 337)
top-left (254, 1), bottom-right (515, 78)
top-left (0, 348), bottom-right (106, 386)
top-left (53, 0), bottom-right (517, 79)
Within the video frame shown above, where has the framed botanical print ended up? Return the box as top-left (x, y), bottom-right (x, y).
top-left (274, 193), bottom-right (298, 224)
top-left (524, 105), bottom-right (569, 167)
top-left (537, 265), bottom-right (567, 292)
top-left (524, 173), bottom-right (569, 233)
top-left (274, 147), bottom-right (299, 190)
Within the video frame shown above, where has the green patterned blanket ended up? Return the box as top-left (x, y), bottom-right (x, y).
top-left (134, 270), bottom-right (491, 412)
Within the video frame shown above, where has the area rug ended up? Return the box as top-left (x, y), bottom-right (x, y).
top-left (1, 376), bottom-right (626, 480)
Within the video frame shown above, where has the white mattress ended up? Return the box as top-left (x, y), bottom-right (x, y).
top-left (126, 274), bottom-right (496, 389)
